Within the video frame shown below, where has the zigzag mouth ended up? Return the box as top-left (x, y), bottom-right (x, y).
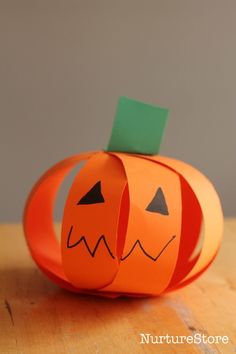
top-left (67, 225), bottom-right (176, 262)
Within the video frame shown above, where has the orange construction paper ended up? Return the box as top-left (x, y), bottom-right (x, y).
top-left (140, 154), bottom-right (224, 290)
top-left (24, 151), bottom-right (126, 297)
top-left (23, 97), bottom-right (223, 298)
top-left (100, 153), bottom-right (182, 295)
top-left (24, 150), bottom-right (223, 297)
top-left (167, 176), bottom-right (203, 288)
top-left (23, 152), bottom-right (96, 291)
top-left (61, 152), bottom-right (127, 290)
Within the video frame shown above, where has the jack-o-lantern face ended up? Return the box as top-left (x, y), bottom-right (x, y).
top-left (24, 96), bottom-right (223, 298)
top-left (61, 152), bottom-right (182, 294)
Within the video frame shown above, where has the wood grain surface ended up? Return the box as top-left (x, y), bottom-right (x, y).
top-left (0, 220), bottom-right (235, 354)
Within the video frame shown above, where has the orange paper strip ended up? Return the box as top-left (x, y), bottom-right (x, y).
top-left (140, 154), bottom-right (223, 289)
top-left (61, 152), bottom-right (128, 290)
top-left (101, 153), bottom-right (182, 295)
top-left (24, 152), bottom-right (96, 290)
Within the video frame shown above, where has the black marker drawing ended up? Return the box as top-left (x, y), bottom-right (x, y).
top-left (77, 181), bottom-right (105, 205)
top-left (67, 225), bottom-right (176, 262)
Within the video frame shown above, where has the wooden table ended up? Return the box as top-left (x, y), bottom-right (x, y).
top-left (0, 220), bottom-right (235, 354)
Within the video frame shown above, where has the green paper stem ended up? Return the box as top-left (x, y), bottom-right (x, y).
top-left (106, 96), bottom-right (169, 155)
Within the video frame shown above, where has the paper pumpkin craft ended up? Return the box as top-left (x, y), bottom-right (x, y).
top-left (23, 97), bottom-right (223, 297)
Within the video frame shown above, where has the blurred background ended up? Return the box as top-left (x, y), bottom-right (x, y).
top-left (0, 0), bottom-right (235, 221)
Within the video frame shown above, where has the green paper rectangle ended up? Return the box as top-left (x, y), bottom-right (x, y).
top-left (107, 96), bottom-right (169, 155)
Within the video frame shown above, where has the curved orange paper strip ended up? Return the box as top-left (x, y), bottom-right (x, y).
top-left (23, 152), bottom-right (97, 290)
top-left (167, 176), bottom-right (203, 288)
top-left (140, 154), bottom-right (223, 288)
top-left (24, 151), bottom-right (128, 298)
top-left (101, 152), bottom-right (182, 295)
top-left (61, 152), bottom-right (128, 290)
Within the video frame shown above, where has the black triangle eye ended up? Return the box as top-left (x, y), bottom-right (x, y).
top-left (146, 187), bottom-right (169, 215)
top-left (77, 181), bottom-right (105, 205)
